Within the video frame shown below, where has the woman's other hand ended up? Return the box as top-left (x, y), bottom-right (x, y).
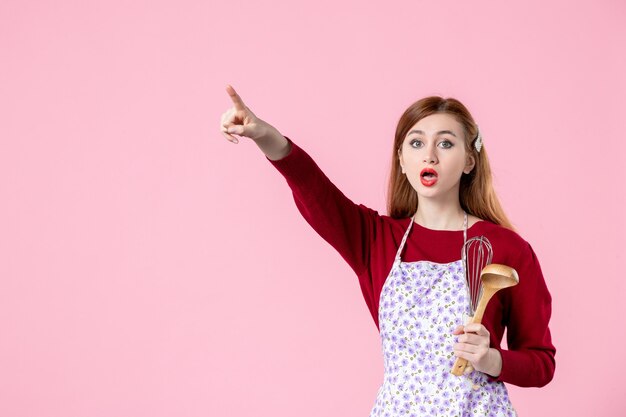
top-left (452, 323), bottom-right (502, 377)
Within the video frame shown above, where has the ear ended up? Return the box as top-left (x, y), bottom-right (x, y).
top-left (464, 153), bottom-right (476, 174)
top-left (398, 148), bottom-right (405, 173)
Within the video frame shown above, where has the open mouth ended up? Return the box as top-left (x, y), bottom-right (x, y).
top-left (420, 168), bottom-right (438, 186)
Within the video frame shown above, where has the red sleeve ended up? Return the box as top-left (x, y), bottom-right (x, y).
top-left (488, 241), bottom-right (556, 387)
top-left (266, 136), bottom-right (379, 277)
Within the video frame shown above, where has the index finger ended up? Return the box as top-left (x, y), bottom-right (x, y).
top-left (226, 84), bottom-right (246, 111)
top-left (463, 323), bottom-right (489, 336)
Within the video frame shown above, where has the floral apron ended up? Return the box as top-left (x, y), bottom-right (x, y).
top-left (368, 212), bottom-right (517, 417)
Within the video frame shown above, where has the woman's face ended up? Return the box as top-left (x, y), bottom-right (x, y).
top-left (398, 113), bottom-right (475, 201)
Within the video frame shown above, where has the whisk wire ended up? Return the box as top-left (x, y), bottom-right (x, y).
top-left (461, 236), bottom-right (493, 314)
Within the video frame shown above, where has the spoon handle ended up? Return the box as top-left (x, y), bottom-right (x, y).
top-left (450, 288), bottom-right (497, 376)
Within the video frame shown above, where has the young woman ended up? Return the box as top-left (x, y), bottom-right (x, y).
top-left (220, 85), bottom-right (555, 416)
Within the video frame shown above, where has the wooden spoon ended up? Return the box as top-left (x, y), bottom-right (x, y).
top-left (450, 264), bottom-right (519, 377)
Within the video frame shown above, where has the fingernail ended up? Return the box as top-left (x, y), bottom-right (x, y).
top-left (232, 139), bottom-right (238, 144)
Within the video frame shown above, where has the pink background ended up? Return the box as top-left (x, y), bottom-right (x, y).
top-left (1, 0), bottom-right (625, 416)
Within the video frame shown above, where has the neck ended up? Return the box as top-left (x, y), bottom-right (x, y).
top-left (414, 194), bottom-right (466, 231)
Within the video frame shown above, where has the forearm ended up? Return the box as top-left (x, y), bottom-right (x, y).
top-left (489, 347), bottom-right (555, 387)
top-left (253, 127), bottom-right (291, 160)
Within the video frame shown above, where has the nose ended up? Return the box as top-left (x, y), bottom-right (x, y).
top-left (423, 144), bottom-right (438, 164)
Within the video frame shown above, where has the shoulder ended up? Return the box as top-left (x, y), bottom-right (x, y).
top-left (474, 219), bottom-right (526, 243)
top-left (378, 213), bottom-right (413, 234)
top-left (474, 221), bottom-right (548, 286)
top-left (473, 219), bottom-right (533, 260)
top-left (370, 213), bottom-right (416, 244)
top-left (474, 221), bottom-right (550, 297)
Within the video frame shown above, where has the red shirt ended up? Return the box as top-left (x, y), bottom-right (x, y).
top-left (267, 136), bottom-right (556, 388)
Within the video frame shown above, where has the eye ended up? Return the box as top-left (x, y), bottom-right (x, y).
top-left (438, 140), bottom-right (454, 149)
top-left (409, 139), bottom-right (423, 148)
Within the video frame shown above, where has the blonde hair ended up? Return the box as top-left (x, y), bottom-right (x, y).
top-left (386, 96), bottom-right (515, 231)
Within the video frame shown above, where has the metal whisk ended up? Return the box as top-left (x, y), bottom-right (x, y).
top-left (453, 235), bottom-right (494, 377)
top-left (461, 236), bottom-right (493, 317)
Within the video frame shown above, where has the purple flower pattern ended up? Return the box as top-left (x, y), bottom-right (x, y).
top-left (369, 259), bottom-right (517, 417)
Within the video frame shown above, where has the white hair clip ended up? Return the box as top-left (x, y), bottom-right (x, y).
top-left (474, 126), bottom-right (483, 153)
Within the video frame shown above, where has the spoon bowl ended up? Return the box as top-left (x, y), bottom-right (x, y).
top-left (481, 264), bottom-right (519, 290)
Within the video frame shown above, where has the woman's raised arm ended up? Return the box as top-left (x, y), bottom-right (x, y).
top-left (220, 85), bottom-right (379, 277)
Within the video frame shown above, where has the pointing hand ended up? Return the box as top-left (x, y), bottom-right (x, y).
top-left (220, 85), bottom-right (271, 144)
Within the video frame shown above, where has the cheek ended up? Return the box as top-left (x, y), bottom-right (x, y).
top-left (404, 161), bottom-right (420, 175)
top-left (401, 152), bottom-right (420, 166)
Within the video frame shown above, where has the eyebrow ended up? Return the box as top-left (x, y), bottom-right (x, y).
top-left (407, 129), bottom-right (457, 137)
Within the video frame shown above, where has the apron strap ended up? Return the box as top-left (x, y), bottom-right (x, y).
top-left (394, 211), bottom-right (417, 263)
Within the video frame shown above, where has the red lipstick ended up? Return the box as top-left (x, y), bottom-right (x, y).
top-left (420, 168), bottom-right (438, 187)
